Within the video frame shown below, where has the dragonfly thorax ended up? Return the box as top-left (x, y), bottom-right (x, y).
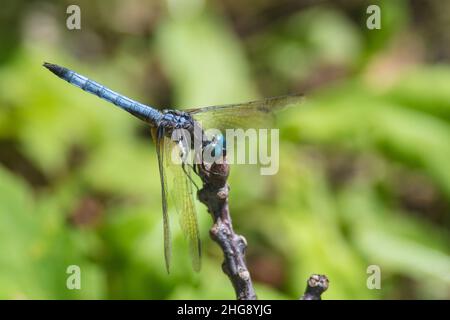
top-left (160, 110), bottom-right (195, 131)
top-left (158, 110), bottom-right (201, 151)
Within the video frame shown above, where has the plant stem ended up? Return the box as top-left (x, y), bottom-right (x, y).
top-left (301, 274), bottom-right (329, 300)
top-left (197, 159), bottom-right (257, 300)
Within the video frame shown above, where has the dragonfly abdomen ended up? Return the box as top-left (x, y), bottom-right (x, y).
top-left (44, 62), bottom-right (163, 125)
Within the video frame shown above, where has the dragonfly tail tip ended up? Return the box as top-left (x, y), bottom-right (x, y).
top-left (43, 62), bottom-right (67, 78)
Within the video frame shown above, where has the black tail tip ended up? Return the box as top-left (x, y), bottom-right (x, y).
top-left (43, 62), bottom-right (67, 78)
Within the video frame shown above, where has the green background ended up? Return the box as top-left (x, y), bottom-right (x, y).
top-left (0, 0), bottom-right (448, 299)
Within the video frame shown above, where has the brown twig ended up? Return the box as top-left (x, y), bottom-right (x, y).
top-left (197, 158), bottom-right (257, 300)
top-left (301, 274), bottom-right (329, 300)
top-left (197, 158), bottom-right (329, 301)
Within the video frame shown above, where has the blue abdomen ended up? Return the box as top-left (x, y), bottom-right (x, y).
top-left (44, 62), bottom-right (162, 125)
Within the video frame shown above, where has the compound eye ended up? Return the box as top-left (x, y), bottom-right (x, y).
top-left (215, 134), bottom-right (224, 146)
top-left (212, 134), bottom-right (225, 158)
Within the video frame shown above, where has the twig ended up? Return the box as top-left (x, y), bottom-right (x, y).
top-left (196, 158), bottom-right (329, 301)
top-left (301, 274), bottom-right (329, 300)
top-left (197, 158), bottom-right (257, 300)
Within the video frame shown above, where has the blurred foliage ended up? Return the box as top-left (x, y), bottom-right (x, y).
top-left (0, 0), bottom-right (449, 299)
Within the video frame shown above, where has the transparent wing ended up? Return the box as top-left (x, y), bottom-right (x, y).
top-left (187, 94), bottom-right (303, 130)
top-left (163, 133), bottom-right (201, 272)
top-left (152, 128), bottom-right (172, 274)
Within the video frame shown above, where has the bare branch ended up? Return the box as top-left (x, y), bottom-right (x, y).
top-left (197, 158), bottom-right (329, 301)
top-left (301, 274), bottom-right (329, 300)
top-left (197, 159), bottom-right (257, 300)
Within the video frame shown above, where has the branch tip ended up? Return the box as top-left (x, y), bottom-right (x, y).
top-left (301, 274), bottom-right (329, 300)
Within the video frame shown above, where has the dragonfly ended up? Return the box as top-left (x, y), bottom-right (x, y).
top-left (43, 62), bottom-right (303, 273)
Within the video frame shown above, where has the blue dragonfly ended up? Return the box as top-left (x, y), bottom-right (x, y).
top-left (43, 62), bottom-right (302, 273)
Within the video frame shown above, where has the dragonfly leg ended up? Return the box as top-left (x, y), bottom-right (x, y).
top-left (197, 162), bottom-right (228, 177)
top-left (182, 162), bottom-right (200, 191)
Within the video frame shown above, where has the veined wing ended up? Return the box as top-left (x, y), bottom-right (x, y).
top-left (187, 94), bottom-right (303, 130)
top-left (163, 131), bottom-right (201, 272)
top-left (152, 128), bottom-right (172, 274)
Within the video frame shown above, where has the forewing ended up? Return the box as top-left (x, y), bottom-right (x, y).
top-left (153, 128), bottom-right (172, 274)
top-left (187, 94), bottom-right (303, 130)
top-left (164, 134), bottom-right (201, 272)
